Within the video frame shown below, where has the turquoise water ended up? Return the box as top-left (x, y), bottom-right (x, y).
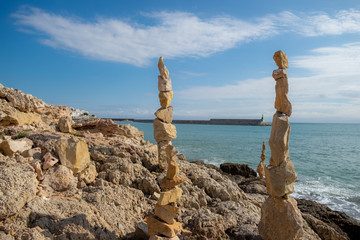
top-left (117, 121), bottom-right (360, 220)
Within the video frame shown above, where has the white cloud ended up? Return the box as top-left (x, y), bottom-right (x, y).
top-left (13, 7), bottom-right (360, 66)
top-left (272, 9), bottom-right (360, 36)
top-left (176, 43), bottom-right (360, 123)
top-left (12, 7), bottom-right (277, 66)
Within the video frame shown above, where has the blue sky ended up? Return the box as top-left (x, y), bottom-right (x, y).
top-left (1, 0), bottom-right (360, 123)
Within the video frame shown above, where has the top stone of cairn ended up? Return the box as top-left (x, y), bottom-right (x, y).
top-left (158, 56), bottom-right (169, 80)
top-left (273, 50), bottom-right (288, 69)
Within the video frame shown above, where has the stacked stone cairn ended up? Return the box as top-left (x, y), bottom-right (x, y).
top-left (146, 57), bottom-right (186, 240)
top-left (256, 141), bottom-right (266, 179)
top-left (258, 51), bottom-right (304, 240)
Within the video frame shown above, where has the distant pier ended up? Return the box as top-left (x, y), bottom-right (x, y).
top-left (109, 118), bottom-right (270, 126)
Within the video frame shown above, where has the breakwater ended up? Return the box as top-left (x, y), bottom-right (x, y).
top-left (110, 118), bottom-right (269, 126)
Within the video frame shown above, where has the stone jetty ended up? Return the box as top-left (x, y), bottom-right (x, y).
top-left (258, 51), bottom-right (304, 240)
top-left (146, 57), bottom-right (186, 239)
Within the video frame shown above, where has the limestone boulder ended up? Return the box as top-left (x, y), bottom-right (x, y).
top-left (166, 159), bottom-right (179, 179)
top-left (30, 159), bottom-right (44, 181)
top-left (58, 115), bottom-right (73, 133)
top-left (43, 165), bottom-right (76, 191)
top-left (153, 118), bottom-right (177, 143)
top-left (273, 50), bottom-right (288, 69)
top-left (0, 138), bottom-right (33, 156)
top-left (158, 76), bottom-right (172, 92)
top-left (159, 91), bottom-right (173, 108)
top-left (56, 137), bottom-right (90, 173)
top-left (0, 103), bottom-right (42, 126)
top-left (259, 196), bottom-right (304, 240)
top-left (158, 187), bottom-right (182, 206)
top-left (265, 159), bottom-right (297, 198)
top-left (0, 156), bottom-right (38, 219)
top-left (78, 163), bottom-right (98, 184)
top-left (269, 112), bottom-right (290, 166)
top-left (155, 107), bottom-right (173, 123)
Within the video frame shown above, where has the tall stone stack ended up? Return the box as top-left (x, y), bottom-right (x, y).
top-left (256, 141), bottom-right (266, 179)
top-left (146, 57), bottom-right (186, 240)
top-left (258, 51), bottom-right (304, 240)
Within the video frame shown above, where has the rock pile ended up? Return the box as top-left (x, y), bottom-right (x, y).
top-left (256, 141), bottom-right (266, 179)
top-left (258, 50), bottom-right (304, 240)
top-left (146, 57), bottom-right (185, 239)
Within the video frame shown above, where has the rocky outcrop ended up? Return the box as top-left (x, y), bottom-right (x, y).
top-left (220, 163), bottom-right (257, 178)
top-left (259, 50), bottom-right (303, 240)
top-left (0, 83), bottom-right (357, 240)
top-left (0, 156), bottom-right (37, 219)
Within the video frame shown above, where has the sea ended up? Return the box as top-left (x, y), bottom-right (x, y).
top-left (116, 121), bottom-right (360, 220)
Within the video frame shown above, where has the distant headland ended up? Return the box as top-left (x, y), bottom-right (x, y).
top-left (108, 118), bottom-right (271, 126)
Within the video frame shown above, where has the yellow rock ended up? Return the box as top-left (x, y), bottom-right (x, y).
top-left (155, 107), bottom-right (173, 123)
top-left (265, 159), bottom-right (297, 198)
top-left (153, 118), bottom-right (177, 143)
top-left (160, 176), bottom-right (186, 190)
top-left (157, 187), bottom-right (182, 206)
top-left (147, 217), bottom-right (182, 238)
top-left (157, 141), bottom-right (171, 170)
top-left (158, 56), bottom-right (169, 80)
top-left (259, 196), bottom-right (304, 240)
top-left (56, 137), bottom-right (90, 173)
top-left (273, 50), bottom-right (288, 69)
top-left (78, 163), bottom-right (98, 184)
top-left (158, 76), bottom-right (172, 92)
top-left (166, 159), bottom-right (179, 180)
top-left (159, 91), bottom-right (173, 108)
top-left (269, 112), bottom-right (290, 167)
top-left (273, 69), bottom-right (292, 117)
top-left (155, 203), bottom-right (179, 224)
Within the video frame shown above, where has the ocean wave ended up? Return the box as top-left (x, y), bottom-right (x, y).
top-left (292, 178), bottom-right (360, 220)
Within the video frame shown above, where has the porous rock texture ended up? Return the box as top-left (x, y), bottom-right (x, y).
top-left (0, 83), bottom-right (359, 240)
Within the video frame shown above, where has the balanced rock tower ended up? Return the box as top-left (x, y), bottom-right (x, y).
top-left (146, 57), bottom-right (186, 240)
top-left (258, 51), bottom-right (304, 240)
top-left (256, 141), bottom-right (266, 179)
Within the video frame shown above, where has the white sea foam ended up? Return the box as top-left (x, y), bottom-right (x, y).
top-left (293, 177), bottom-right (360, 220)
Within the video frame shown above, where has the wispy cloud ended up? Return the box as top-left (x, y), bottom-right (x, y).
top-left (13, 7), bottom-right (360, 67)
top-left (12, 7), bottom-right (277, 66)
top-left (271, 9), bottom-right (360, 36)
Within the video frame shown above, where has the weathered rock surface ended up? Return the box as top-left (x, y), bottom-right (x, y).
top-left (58, 115), bottom-right (73, 133)
top-left (0, 138), bottom-right (33, 156)
top-left (273, 69), bottom-right (292, 116)
top-left (220, 163), bottom-right (257, 178)
top-left (42, 165), bottom-right (76, 191)
top-left (153, 118), bottom-right (177, 143)
top-left (159, 91), bottom-right (173, 109)
top-left (273, 50), bottom-right (288, 69)
top-left (297, 198), bottom-right (360, 240)
top-left (269, 111), bottom-right (291, 166)
top-left (158, 76), bottom-right (172, 92)
top-left (0, 156), bottom-right (37, 219)
top-left (265, 159), bottom-right (297, 198)
top-left (0, 83), bottom-right (356, 240)
top-left (259, 196), bottom-right (304, 240)
top-left (56, 136), bottom-right (90, 173)
top-left (155, 107), bottom-right (173, 123)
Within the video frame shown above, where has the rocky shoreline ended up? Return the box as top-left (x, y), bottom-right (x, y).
top-left (0, 83), bottom-right (359, 239)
